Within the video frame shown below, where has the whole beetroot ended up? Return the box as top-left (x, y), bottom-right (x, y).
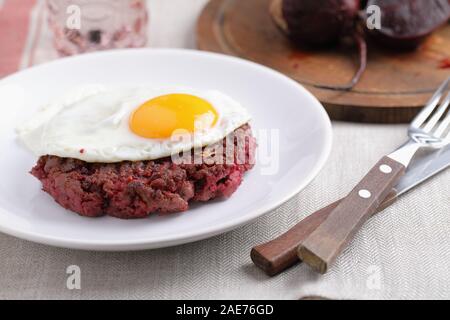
top-left (282, 0), bottom-right (366, 90)
top-left (282, 0), bottom-right (361, 46)
top-left (367, 0), bottom-right (450, 50)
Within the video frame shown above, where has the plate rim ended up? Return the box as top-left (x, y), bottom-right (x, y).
top-left (0, 48), bottom-right (332, 251)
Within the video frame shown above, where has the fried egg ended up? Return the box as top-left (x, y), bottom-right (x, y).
top-left (17, 85), bottom-right (252, 162)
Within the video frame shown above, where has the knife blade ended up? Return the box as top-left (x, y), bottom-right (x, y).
top-left (251, 145), bottom-right (450, 276)
top-left (395, 145), bottom-right (450, 196)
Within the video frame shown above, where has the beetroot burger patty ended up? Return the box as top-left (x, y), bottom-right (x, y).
top-left (31, 124), bottom-right (256, 219)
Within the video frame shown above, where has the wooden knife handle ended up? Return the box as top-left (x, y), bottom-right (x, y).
top-left (251, 201), bottom-right (338, 276)
top-left (250, 189), bottom-right (397, 276)
top-left (297, 156), bottom-right (405, 274)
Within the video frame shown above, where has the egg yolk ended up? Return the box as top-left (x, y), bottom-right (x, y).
top-left (129, 94), bottom-right (218, 139)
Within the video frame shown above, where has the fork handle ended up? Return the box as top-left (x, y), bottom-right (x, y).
top-left (297, 156), bottom-right (405, 274)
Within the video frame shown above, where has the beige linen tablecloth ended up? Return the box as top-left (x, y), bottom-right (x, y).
top-left (0, 0), bottom-right (449, 300)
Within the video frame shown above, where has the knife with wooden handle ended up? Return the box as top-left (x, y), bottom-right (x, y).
top-left (251, 146), bottom-right (450, 276)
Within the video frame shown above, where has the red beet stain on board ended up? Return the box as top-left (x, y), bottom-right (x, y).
top-left (289, 50), bottom-right (309, 69)
top-left (439, 58), bottom-right (450, 69)
top-left (79, 149), bottom-right (85, 154)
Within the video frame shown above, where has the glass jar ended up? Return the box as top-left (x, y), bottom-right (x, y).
top-left (47, 0), bottom-right (148, 56)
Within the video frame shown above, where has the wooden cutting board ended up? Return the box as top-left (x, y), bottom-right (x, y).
top-left (197, 0), bottom-right (450, 123)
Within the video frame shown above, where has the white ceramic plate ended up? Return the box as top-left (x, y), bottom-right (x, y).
top-left (0, 49), bottom-right (332, 251)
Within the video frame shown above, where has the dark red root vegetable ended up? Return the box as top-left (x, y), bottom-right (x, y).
top-left (282, 0), bottom-right (366, 90)
top-left (282, 0), bottom-right (361, 47)
top-left (367, 0), bottom-right (450, 50)
top-left (281, 0), bottom-right (450, 90)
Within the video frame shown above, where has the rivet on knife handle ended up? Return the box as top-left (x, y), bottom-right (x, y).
top-left (297, 156), bottom-right (405, 274)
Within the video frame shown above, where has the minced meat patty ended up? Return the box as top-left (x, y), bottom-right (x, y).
top-left (31, 124), bottom-right (256, 219)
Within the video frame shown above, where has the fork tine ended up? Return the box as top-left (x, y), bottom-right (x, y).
top-left (434, 97), bottom-right (450, 139)
top-left (423, 92), bottom-right (450, 133)
top-left (440, 114), bottom-right (450, 142)
top-left (411, 77), bottom-right (450, 129)
top-left (445, 128), bottom-right (450, 143)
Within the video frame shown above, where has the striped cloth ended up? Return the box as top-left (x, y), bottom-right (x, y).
top-left (0, 0), bottom-right (50, 77)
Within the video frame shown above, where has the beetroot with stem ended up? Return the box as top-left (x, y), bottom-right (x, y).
top-left (282, 0), bottom-right (367, 90)
top-left (281, 0), bottom-right (450, 90)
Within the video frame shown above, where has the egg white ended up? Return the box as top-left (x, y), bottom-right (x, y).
top-left (16, 85), bottom-right (252, 163)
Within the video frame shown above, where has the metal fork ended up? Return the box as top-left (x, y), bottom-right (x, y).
top-left (390, 77), bottom-right (450, 167)
top-left (297, 77), bottom-right (450, 274)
